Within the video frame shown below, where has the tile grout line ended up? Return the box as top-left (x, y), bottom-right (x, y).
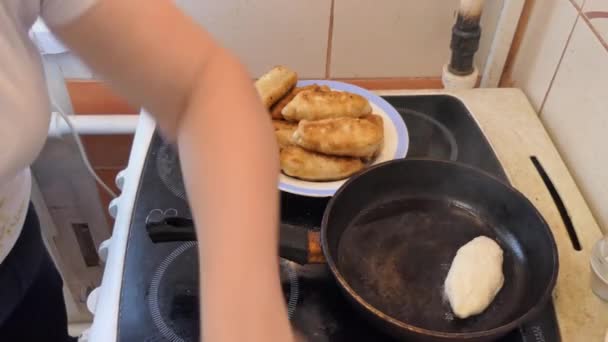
top-left (324, 0), bottom-right (335, 79)
top-left (567, 0), bottom-right (583, 12)
top-left (568, 0), bottom-right (608, 51)
top-left (579, 14), bottom-right (608, 52)
top-left (539, 13), bottom-right (581, 115)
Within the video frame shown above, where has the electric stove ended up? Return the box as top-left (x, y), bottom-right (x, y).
top-left (111, 94), bottom-right (561, 341)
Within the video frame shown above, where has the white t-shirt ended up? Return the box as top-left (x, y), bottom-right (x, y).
top-left (0, 0), bottom-right (96, 263)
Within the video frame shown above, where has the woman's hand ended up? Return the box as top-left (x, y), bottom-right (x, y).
top-left (49, 0), bottom-right (293, 341)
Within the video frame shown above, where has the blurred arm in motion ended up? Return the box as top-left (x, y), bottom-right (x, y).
top-left (50, 0), bottom-right (292, 341)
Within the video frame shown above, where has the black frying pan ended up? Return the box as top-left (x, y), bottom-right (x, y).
top-left (147, 159), bottom-right (558, 341)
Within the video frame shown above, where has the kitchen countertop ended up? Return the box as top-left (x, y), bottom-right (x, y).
top-left (90, 87), bottom-right (607, 342)
top-left (380, 88), bottom-right (608, 342)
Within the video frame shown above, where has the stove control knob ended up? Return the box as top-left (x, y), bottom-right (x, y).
top-left (108, 197), bottom-right (120, 218)
top-left (115, 169), bottom-right (127, 191)
top-left (87, 287), bottom-right (100, 315)
top-left (98, 238), bottom-right (112, 263)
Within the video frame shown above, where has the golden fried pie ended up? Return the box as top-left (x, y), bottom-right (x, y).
top-left (272, 119), bottom-right (297, 131)
top-left (293, 115), bottom-right (383, 158)
top-left (280, 146), bottom-right (364, 181)
top-left (281, 90), bottom-right (372, 121)
top-left (270, 85), bottom-right (319, 119)
top-left (255, 66), bottom-right (297, 109)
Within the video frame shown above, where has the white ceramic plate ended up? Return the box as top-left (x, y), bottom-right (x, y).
top-left (278, 80), bottom-right (409, 197)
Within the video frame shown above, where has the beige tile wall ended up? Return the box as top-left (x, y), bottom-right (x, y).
top-left (175, 0), bottom-right (332, 78)
top-left (509, 0), bottom-right (579, 111)
top-left (571, 0), bottom-right (586, 8)
top-left (329, 0), bottom-right (461, 78)
top-left (174, 0), bottom-right (503, 79)
top-left (511, 0), bottom-right (608, 231)
top-left (584, 0), bottom-right (608, 44)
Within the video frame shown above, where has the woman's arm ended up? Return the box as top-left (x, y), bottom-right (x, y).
top-left (50, 0), bottom-right (293, 341)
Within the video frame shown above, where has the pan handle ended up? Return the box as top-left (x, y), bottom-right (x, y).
top-left (146, 217), bottom-right (325, 265)
top-left (279, 224), bottom-right (325, 265)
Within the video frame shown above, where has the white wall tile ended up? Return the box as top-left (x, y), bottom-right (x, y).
top-left (541, 20), bottom-right (608, 230)
top-left (329, 0), bottom-right (501, 78)
top-left (510, 0), bottom-right (579, 111)
top-left (571, 0), bottom-right (586, 8)
top-left (176, 0), bottom-right (332, 78)
top-left (583, 0), bottom-right (608, 45)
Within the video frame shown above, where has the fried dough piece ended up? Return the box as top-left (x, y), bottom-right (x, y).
top-left (272, 120), bottom-right (297, 149)
top-left (362, 139), bottom-right (383, 162)
top-left (255, 66), bottom-right (298, 109)
top-left (270, 85), bottom-right (320, 120)
top-left (281, 90), bottom-right (372, 121)
top-left (294, 115), bottom-right (384, 158)
top-left (275, 129), bottom-right (296, 149)
top-left (280, 146), bottom-right (364, 181)
top-left (270, 84), bottom-right (332, 119)
top-left (272, 120), bottom-right (297, 131)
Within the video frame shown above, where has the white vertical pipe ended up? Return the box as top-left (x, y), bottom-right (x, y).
top-left (459, 0), bottom-right (485, 18)
top-left (480, 0), bottom-right (526, 87)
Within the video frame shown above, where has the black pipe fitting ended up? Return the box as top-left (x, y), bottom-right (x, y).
top-left (448, 15), bottom-right (482, 76)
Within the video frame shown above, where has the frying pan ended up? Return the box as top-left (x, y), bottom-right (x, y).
top-left (147, 159), bottom-right (558, 341)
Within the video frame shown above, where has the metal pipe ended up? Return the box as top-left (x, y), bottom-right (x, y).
top-left (48, 113), bottom-right (139, 137)
top-left (448, 0), bottom-right (485, 76)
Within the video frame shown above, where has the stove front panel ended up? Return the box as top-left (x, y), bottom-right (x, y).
top-left (118, 133), bottom-right (195, 342)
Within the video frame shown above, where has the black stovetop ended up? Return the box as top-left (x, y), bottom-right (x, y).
top-left (117, 95), bottom-right (560, 342)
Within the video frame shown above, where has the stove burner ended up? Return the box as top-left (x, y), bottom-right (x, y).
top-left (148, 242), bottom-right (198, 342)
top-left (280, 259), bottom-right (300, 320)
top-left (148, 243), bottom-right (300, 341)
top-left (398, 108), bottom-right (458, 161)
top-left (157, 144), bottom-right (186, 200)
